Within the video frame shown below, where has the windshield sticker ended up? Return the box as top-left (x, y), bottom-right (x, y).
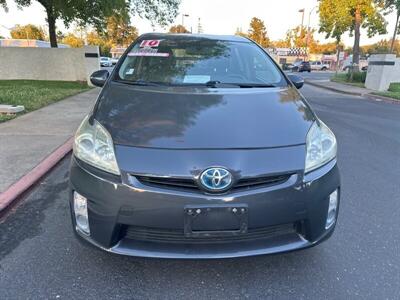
top-left (125, 68), bottom-right (134, 75)
top-left (128, 52), bottom-right (170, 57)
top-left (183, 75), bottom-right (211, 83)
top-left (140, 39), bottom-right (162, 48)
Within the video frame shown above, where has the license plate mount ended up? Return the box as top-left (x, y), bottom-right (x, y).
top-left (184, 204), bottom-right (248, 238)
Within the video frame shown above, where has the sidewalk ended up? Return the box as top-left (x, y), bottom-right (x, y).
top-left (0, 88), bottom-right (99, 197)
top-left (305, 79), bottom-right (374, 96)
top-left (305, 79), bottom-right (400, 104)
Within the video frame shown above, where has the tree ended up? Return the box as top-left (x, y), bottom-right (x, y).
top-left (10, 24), bottom-right (46, 40)
top-left (2, 0), bottom-right (181, 48)
top-left (87, 31), bottom-right (112, 56)
top-left (247, 17), bottom-right (270, 47)
top-left (130, 0), bottom-right (181, 27)
top-left (104, 13), bottom-right (139, 47)
top-left (361, 38), bottom-right (400, 54)
top-left (0, 0), bottom-right (7, 10)
top-left (311, 42), bottom-right (344, 54)
top-left (271, 39), bottom-right (291, 48)
top-left (169, 25), bottom-right (189, 33)
top-left (61, 33), bottom-right (84, 48)
top-left (234, 27), bottom-right (248, 38)
top-left (285, 26), bottom-right (317, 48)
top-left (319, 0), bottom-right (387, 72)
top-left (384, 0), bottom-right (400, 52)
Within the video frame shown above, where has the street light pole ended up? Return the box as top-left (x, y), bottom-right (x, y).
top-left (305, 6), bottom-right (318, 60)
top-left (298, 9), bottom-right (305, 60)
top-left (299, 8), bottom-right (305, 32)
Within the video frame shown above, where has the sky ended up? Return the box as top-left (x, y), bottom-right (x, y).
top-left (0, 0), bottom-right (399, 47)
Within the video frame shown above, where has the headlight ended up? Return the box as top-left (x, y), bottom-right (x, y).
top-left (73, 115), bottom-right (120, 175)
top-left (305, 121), bottom-right (337, 173)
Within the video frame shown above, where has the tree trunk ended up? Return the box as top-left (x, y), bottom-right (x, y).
top-left (352, 5), bottom-right (362, 79)
top-left (46, 9), bottom-right (58, 48)
top-left (390, 12), bottom-right (400, 53)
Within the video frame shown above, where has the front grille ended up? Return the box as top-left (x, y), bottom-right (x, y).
top-left (133, 173), bottom-right (292, 193)
top-left (135, 176), bottom-right (198, 190)
top-left (125, 223), bottom-right (297, 244)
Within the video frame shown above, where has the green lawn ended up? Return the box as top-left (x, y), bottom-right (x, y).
top-left (0, 80), bottom-right (90, 123)
top-left (331, 73), bottom-right (366, 88)
top-left (374, 83), bottom-right (400, 101)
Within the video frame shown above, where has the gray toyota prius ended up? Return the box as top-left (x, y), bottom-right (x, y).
top-left (69, 33), bottom-right (340, 259)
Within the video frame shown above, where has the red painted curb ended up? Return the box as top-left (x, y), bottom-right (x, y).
top-left (0, 137), bottom-right (74, 212)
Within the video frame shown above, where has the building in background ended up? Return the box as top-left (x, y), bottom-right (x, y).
top-left (110, 46), bottom-right (126, 59)
top-left (268, 47), bottom-right (350, 71)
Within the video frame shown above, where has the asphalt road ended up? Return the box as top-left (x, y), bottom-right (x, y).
top-left (101, 65), bottom-right (115, 73)
top-left (1, 83), bottom-right (400, 299)
top-left (285, 70), bottom-right (335, 81)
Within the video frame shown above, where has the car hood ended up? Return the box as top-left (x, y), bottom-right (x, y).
top-left (94, 81), bottom-right (315, 149)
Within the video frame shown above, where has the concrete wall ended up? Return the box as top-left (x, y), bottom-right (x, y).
top-left (0, 46), bottom-right (100, 85)
top-left (365, 54), bottom-right (400, 91)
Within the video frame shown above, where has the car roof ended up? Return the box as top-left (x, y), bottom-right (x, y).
top-left (138, 33), bottom-right (251, 43)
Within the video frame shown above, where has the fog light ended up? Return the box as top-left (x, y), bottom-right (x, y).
top-left (73, 191), bottom-right (90, 235)
top-left (326, 189), bottom-right (338, 229)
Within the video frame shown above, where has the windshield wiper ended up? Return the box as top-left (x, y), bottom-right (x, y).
top-left (204, 81), bottom-right (276, 88)
top-left (116, 80), bottom-right (166, 87)
top-left (230, 83), bottom-right (277, 88)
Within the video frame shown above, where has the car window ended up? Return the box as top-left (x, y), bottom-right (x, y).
top-left (115, 38), bottom-right (286, 86)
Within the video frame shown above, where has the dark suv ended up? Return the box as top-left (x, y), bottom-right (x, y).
top-left (298, 61), bottom-right (311, 72)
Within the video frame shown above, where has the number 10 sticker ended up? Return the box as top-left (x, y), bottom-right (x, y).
top-left (140, 40), bottom-right (162, 48)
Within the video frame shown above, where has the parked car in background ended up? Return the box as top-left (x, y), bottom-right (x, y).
top-left (100, 57), bottom-right (112, 67)
top-left (310, 61), bottom-right (329, 71)
top-left (281, 63), bottom-right (294, 71)
top-left (342, 57), bottom-right (368, 71)
top-left (111, 57), bottom-right (119, 65)
top-left (289, 61), bottom-right (301, 72)
top-left (70, 34), bottom-right (340, 259)
top-left (292, 61), bottom-right (311, 72)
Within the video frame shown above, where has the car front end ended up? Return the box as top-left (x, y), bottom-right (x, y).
top-left (69, 34), bottom-right (340, 259)
top-left (70, 145), bottom-right (339, 259)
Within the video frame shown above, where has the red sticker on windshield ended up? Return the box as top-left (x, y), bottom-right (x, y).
top-left (140, 40), bottom-right (162, 48)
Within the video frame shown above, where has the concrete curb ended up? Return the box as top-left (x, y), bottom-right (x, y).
top-left (364, 93), bottom-right (400, 104)
top-left (305, 80), bottom-right (365, 96)
top-left (305, 80), bottom-right (400, 105)
top-left (0, 137), bottom-right (73, 213)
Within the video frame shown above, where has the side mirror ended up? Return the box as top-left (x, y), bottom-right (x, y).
top-left (287, 74), bottom-right (304, 89)
top-left (90, 70), bottom-right (109, 87)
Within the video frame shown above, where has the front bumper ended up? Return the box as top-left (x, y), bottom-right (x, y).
top-left (69, 157), bottom-right (340, 259)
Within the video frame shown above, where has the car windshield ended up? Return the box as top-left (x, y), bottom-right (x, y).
top-left (115, 37), bottom-right (287, 87)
